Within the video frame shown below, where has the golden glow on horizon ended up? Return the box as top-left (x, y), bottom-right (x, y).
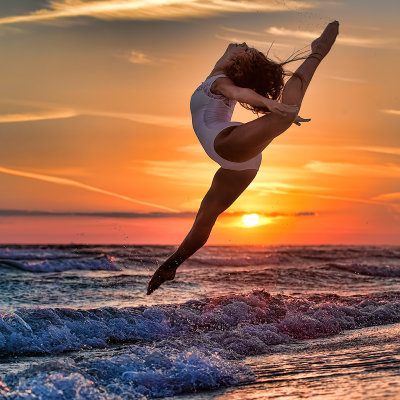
top-left (242, 213), bottom-right (259, 227)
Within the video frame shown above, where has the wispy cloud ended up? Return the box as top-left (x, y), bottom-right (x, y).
top-left (0, 0), bottom-right (316, 25)
top-left (127, 49), bottom-right (153, 65)
top-left (140, 159), bottom-right (309, 188)
top-left (178, 145), bottom-right (205, 156)
top-left (215, 34), bottom-right (294, 50)
top-left (217, 26), bottom-right (298, 52)
top-left (224, 210), bottom-right (316, 218)
top-left (251, 181), bottom-right (332, 194)
top-left (140, 159), bottom-right (334, 197)
top-left (0, 110), bottom-right (78, 123)
top-left (137, 160), bottom-right (217, 186)
top-left (139, 158), bottom-right (396, 210)
top-left (265, 26), bottom-right (396, 48)
top-left (251, 180), bottom-right (388, 207)
top-left (370, 192), bottom-right (400, 213)
top-left (381, 109), bottom-right (400, 116)
top-left (23, 167), bottom-right (92, 178)
top-left (300, 192), bottom-right (387, 207)
top-left (180, 143), bottom-right (400, 157)
top-left (345, 145), bottom-right (400, 156)
top-left (220, 26), bottom-right (265, 37)
top-left (327, 75), bottom-right (365, 84)
top-left (115, 48), bottom-right (172, 65)
top-left (0, 105), bottom-right (190, 129)
top-left (0, 165), bottom-right (178, 212)
top-left (83, 109), bottom-right (191, 128)
top-left (304, 160), bottom-right (400, 177)
top-left (279, 144), bottom-right (400, 157)
top-left (371, 192), bottom-right (400, 204)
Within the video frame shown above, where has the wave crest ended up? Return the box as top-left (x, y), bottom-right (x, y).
top-left (1, 290), bottom-right (400, 357)
top-left (327, 262), bottom-right (400, 277)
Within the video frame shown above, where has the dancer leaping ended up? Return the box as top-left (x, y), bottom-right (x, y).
top-left (147, 21), bottom-right (339, 295)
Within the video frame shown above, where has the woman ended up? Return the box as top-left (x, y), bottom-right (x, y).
top-left (147, 21), bottom-right (339, 295)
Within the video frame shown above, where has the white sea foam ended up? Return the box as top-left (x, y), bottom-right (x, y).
top-left (1, 348), bottom-right (253, 399)
top-left (1, 290), bottom-right (400, 357)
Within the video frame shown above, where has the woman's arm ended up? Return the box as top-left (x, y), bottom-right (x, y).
top-left (214, 77), bottom-right (299, 116)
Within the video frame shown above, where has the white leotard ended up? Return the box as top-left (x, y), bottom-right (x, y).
top-left (190, 74), bottom-right (262, 171)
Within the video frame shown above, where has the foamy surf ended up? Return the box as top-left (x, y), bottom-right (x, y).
top-left (1, 347), bottom-right (253, 399)
top-left (1, 290), bottom-right (400, 357)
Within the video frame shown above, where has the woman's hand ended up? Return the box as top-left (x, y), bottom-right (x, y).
top-left (264, 98), bottom-right (299, 116)
top-left (293, 115), bottom-right (311, 126)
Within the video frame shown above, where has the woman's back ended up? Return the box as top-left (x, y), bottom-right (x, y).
top-left (190, 74), bottom-right (236, 130)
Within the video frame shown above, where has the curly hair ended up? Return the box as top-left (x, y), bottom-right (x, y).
top-left (224, 46), bottom-right (307, 114)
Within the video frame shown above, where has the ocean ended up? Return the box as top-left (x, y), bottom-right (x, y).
top-left (0, 244), bottom-right (399, 399)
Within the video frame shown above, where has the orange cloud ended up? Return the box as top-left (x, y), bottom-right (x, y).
top-left (0, 110), bottom-right (77, 123)
top-left (215, 34), bottom-right (294, 50)
top-left (180, 143), bottom-right (400, 157)
top-left (327, 75), bottom-right (365, 83)
top-left (0, 0), bottom-right (316, 25)
top-left (137, 160), bottom-right (215, 186)
top-left (83, 109), bottom-right (190, 128)
top-left (128, 50), bottom-right (153, 65)
top-left (381, 109), bottom-right (400, 116)
top-left (304, 160), bottom-right (400, 178)
top-left (265, 26), bottom-right (397, 48)
top-left (0, 106), bottom-right (190, 129)
top-left (371, 192), bottom-right (400, 204)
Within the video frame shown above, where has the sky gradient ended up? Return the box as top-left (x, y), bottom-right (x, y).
top-left (0, 0), bottom-right (399, 245)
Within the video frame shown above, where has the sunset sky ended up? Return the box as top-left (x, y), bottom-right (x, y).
top-left (0, 0), bottom-right (399, 245)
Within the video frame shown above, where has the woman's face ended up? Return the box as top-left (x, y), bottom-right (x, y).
top-left (225, 42), bottom-right (249, 59)
top-left (225, 43), bottom-right (259, 62)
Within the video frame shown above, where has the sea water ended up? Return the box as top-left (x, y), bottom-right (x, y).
top-left (0, 244), bottom-right (399, 399)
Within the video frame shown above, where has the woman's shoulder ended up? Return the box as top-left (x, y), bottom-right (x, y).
top-left (204, 72), bottom-right (229, 96)
top-left (205, 69), bottom-right (226, 80)
top-left (194, 73), bottom-right (230, 103)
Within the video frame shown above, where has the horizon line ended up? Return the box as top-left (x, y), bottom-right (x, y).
top-left (0, 209), bottom-right (316, 218)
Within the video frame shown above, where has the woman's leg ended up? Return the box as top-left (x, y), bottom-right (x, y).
top-left (147, 167), bottom-right (258, 295)
top-left (282, 21), bottom-right (339, 106)
top-left (214, 21), bottom-right (339, 163)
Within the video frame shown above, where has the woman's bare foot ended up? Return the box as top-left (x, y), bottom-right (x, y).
top-left (147, 264), bottom-right (177, 295)
top-left (311, 21), bottom-right (339, 60)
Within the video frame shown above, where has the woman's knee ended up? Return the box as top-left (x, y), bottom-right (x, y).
top-left (269, 110), bottom-right (298, 138)
top-left (196, 204), bottom-right (223, 224)
top-left (257, 109), bottom-right (298, 136)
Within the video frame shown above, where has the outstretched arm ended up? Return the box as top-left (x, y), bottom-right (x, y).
top-left (214, 76), bottom-right (299, 117)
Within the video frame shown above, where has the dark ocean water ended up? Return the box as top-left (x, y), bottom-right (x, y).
top-left (1, 244), bottom-right (400, 399)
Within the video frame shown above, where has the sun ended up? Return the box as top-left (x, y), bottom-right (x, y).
top-left (242, 213), bottom-right (259, 227)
